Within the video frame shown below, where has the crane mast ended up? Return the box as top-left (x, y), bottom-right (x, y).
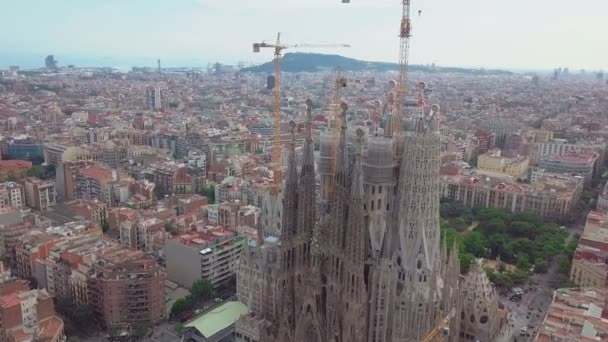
top-left (393, 0), bottom-right (412, 138)
top-left (252, 34), bottom-right (350, 190)
top-left (272, 33), bottom-right (283, 186)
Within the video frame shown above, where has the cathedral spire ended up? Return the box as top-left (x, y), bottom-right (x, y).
top-left (345, 128), bottom-right (366, 264)
top-left (327, 102), bottom-right (351, 251)
top-left (335, 102), bottom-right (349, 175)
top-left (280, 121), bottom-right (298, 241)
top-left (297, 100), bottom-right (316, 241)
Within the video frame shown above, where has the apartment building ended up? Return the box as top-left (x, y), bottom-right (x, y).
top-left (56, 160), bottom-right (96, 200)
top-left (14, 232), bottom-right (56, 279)
top-left (530, 139), bottom-right (606, 165)
top-left (87, 246), bottom-right (166, 330)
top-left (24, 178), bottom-right (56, 211)
top-left (0, 182), bottom-right (24, 210)
top-left (43, 238), bottom-right (111, 305)
top-left (0, 286), bottom-right (65, 342)
top-left (119, 218), bottom-right (166, 253)
top-left (440, 174), bottom-right (583, 220)
top-left (476, 149), bottom-right (529, 180)
top-left (570, 211), bottom-right (608, 288)
top-left (536, 287), bottom-right (608, 341)
top-left (538, 152), bottom-right (598, 185)
top-left (176, 194), bottom-right (207, 216)
top-left (165, 225), bottom-right (244, 289)
top-left (474, 129), bottom-right (496, 153)
top-left (0, 160), bottom-right (31, 182)
top-left (0, 220), bottom-right (31, 268)
top-left (76, 165), bottom-right (114, 203)
top-left (597, 181), bottom-right (608, 213)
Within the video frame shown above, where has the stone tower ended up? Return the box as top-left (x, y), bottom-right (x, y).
top-left (235, 100), bottom-right (465, 342)
top-left (459, 259), bottom-right (502, 342)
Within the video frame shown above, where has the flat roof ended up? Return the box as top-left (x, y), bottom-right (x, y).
top-left (185, 301), bottom-right (249, 338)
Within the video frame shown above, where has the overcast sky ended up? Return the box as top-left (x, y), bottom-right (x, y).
top-left (2, 0), bottom-right (607, 70)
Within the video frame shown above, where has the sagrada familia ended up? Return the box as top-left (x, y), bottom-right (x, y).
top-left (235, 98), bottom-right (511, 341)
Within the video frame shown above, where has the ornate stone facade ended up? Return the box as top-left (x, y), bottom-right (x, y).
top-left (459, 260), bottom-right (502, 342)
top-left (236, 101), bottom-right (505, 342)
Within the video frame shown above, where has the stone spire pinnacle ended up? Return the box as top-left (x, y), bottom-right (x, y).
top-left (335, 102), bottom-right (349, 175)
top-left (327, 102), bottom-right (350, 253)
top-left (305, 99), bottom-right (313, 142)
top-left (300, 99), bottom-right (314, 178)
top-left (345, 128), bottom-right (366, 263)
top-left (280, 121), bottom-right (298, 240)
top-left (297, 100), bottom-right (316, 241)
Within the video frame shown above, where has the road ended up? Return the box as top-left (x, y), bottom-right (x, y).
top-left (500, 227), bottom-right (579, 341)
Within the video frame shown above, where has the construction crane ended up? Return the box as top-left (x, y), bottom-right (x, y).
top-left (340, 0), bottom-right (413, 139)
top-left (393, 0), bottom-right (413, 141)
top-left (422, 308), bottom-right (456, 342)
top-left (253, 33), bottom-right (350, 188)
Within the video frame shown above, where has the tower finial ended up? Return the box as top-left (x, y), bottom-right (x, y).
top-left (289, 120), bottom-right (296, 144)
top-left (305, 99), bottom-right (313, 142)
top-left (355, 128), bottom-right (364, 157)
top-left (340, 102), bottom-right (348, 131)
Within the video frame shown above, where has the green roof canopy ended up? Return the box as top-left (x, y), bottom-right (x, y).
top-left (185, 301), bottom-right (250, 337)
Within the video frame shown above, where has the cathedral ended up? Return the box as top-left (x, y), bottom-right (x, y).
top-left (235, 99), bottom-right (509, 342)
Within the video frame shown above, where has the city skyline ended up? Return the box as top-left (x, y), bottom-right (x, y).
top-left (2, 0), bottom-right (607, 71)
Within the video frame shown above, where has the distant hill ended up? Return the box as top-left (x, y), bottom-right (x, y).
top-left (241, 52), bottom-right (512, 75)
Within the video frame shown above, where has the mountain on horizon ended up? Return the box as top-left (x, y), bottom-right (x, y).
top-left (241, 52), bottom-right (512, 75)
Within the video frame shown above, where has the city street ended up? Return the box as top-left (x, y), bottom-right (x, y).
top-left (500, 229), bottom-right (577, 341)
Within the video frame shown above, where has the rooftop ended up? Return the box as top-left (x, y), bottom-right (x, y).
top-left (79, 166), bottom-right (114, 181)
top-left (0, 160), bottom-right (31, 168)
top-left (174, 225), bottom-right (238, 249)
top-left (536, 287), bottom-right (608, 342)
top-left (185, 301), bottom-right (249, 338)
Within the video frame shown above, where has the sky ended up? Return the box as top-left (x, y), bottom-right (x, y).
top-left (1, 0), bottom-right (607, 70)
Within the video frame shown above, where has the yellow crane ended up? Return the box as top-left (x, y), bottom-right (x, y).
top-left (253, 33), bottom-right (350, 188)
top-left (341, 0), bottom-right (413, 149)
top-left (422, 309), bottom-right (456, 342)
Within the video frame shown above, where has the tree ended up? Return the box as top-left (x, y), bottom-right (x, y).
top-left (557, 255), bottom-right (572, 274)
top-left (171, 298), bottom-right (191, 318)
top-left (535, 258), bottom-right (548, 273)
top-left (175, 323), bottom-right (185, 335)
top-left (464, 231), bottom-right (488, 257)
top-left (55, 301), bottom-right (97, 333)
top-left (513, 212), bottom-right (543, 227)
top-left (488, 234), bottom-right (507, 258)
top-left (516, 255), bottom-right (531, 271)
top-left (72, 304), bottom-right (96, 327)
top-left (101, 222), bottom-right (110, 233)
top-left (191, 279), bottom-right (213, 302)
top-left (203, 185), bottom-right (216, 204)
top-left (510, 221), bottom-right (534, 238)
top-left (134, 323), bottom-right (150, 339)
top-left (565, 239), bottom-right (579, 260)
top-left (460, 253), bottom-right (475, 273)
top-left (27, 165), bottom-right (44, 178)
top-left (509, 269), bottom-right (529, 285)
top-left (165, 224), bottom-right (178, 236)
top-left (479, 218), bottom-right (507, 236)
